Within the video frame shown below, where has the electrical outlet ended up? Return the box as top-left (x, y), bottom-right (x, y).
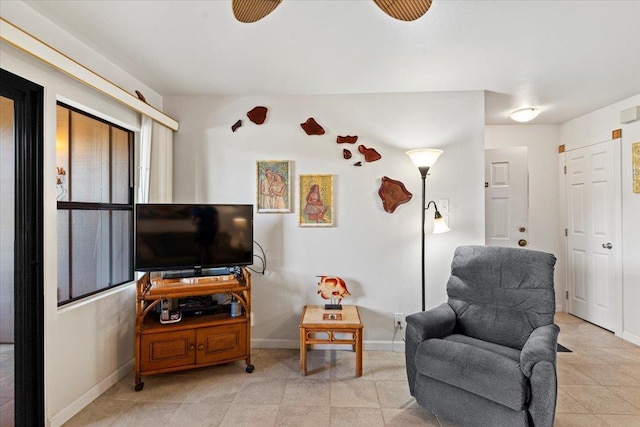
top-left (394, 313), bottom-right (405, 329)
top-left (438, 198), bottom-right (449, 214)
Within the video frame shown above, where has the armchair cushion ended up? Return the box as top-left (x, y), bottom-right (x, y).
top-left (445, 334), bottom-right (521, 362)
top-left (447, 246), bottom-right (556, 349)
top-left (415, 337), bottom-right (529, 411)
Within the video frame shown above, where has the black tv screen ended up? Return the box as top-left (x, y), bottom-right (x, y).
top-left (135, 204), bottom-right (253, 273)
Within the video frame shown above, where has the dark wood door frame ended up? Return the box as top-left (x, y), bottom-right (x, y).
top-left (1, 68), bottom-right (45, 427)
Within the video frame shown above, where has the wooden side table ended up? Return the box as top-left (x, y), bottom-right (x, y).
top-left (299, 305), bottom-right (364, 377)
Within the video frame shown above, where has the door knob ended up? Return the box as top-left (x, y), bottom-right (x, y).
top-left (602, 243), bottom-right (613, 249)
top-left (519, 227), bottom-right (526, 232)
top-left (518, 239), bottom-right (527, 247)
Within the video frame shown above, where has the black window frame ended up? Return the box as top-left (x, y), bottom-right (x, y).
top-left (56, 101), bottom-right (135, 306)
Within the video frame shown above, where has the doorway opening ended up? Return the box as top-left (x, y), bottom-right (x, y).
top-left (0, 68), bottom-right (45, 426)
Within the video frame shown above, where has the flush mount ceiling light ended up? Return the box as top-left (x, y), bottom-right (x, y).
top-left (373, 0), bottom-right (433, 21)
top-left (232, 0), bottom-right (283, 23)
top-left (509, 107), bottom-right (541, 123)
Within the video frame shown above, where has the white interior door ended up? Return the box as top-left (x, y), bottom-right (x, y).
top-left (485, 147), bottom-right (529, 248)
top-left (566, 139), bottom-right (621, 331)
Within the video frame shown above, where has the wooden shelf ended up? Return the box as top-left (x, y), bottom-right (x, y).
top-left (141, 312), bottom-right (248, 333)
top-left (134, 268), bottom-right (253, 391)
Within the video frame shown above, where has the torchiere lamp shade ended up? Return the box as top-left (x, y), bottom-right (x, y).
top-left (406, 149), bottom-right (443, 169)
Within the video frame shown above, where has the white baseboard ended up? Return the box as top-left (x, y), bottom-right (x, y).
top-left (622, 331), bottom-right (640, 346)
top-left (48, 358), bottom-right (134, 427)
top-left (251, 339), bottom-right (405, 352)
top-left (364, 340), bottom-right (405, 352)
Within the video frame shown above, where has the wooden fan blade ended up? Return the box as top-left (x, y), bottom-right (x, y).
top-left (373, 0), bottom-right (433, 22)
top-left (232, 0), bottom-right (283, 23)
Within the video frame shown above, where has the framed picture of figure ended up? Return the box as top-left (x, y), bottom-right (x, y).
top-left (633, 142), bottom-right (640, 193)
top-left (256, 160), bottom-right (293, 213)
top-left (299, 174), bottom-right (334, 227)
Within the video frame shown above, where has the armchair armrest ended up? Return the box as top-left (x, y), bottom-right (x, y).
top-left (521, 323), bottom-right (560, 427)
top-left (405, 303), bottom-right (456, 396)
top-left (406, 303), bottom-right (457, 343)
top-left (519, 323), bottom-right (560, 377)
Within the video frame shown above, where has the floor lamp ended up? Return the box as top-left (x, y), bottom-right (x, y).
top-left (406, 149), bottom-right (449, 311)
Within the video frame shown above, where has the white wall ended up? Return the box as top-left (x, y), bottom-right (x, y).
top-left (485, 125), bottom-right (564, 310)
top-left (560, 93), bottom-right (640, 345)
top-left (165, 92), bottom-right (486, 348)
top-left (1, 4), bottom-right (166, 423)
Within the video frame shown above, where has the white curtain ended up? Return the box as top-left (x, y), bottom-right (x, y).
top-left (137, 115), bottom-right (173, 204)
top-left (148, 120), bottom-right (173, 203)
top-left (137, 115), bottom-right (152, 203)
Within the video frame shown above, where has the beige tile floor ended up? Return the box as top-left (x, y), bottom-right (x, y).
top-left (3, 313), bottom-right (640, 426)
top-left (554, 313), bottom-right (640, 427)
top-left (0, 344), bottom-right (14, 427)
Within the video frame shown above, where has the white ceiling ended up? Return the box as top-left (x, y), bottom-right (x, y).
top-left (23, 0), bottom-right (640, 125)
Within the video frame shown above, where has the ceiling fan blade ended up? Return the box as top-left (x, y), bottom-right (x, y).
top-left (373, 0), bottom-right (433, 22)
top-left (232, 0), bottom-right (283, 23)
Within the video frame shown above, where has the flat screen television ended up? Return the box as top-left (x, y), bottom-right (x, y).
top-left (135, 203), bottom-right (253, 276)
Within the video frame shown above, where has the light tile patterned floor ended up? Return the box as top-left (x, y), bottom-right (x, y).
top-left (5, 313), bottom-right (640, 426)
top-left (554, 313), bottom-right (640, 427)
top-left (0, 344), bottom-right (14, 427)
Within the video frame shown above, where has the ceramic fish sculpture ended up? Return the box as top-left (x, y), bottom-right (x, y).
top-left (317, 276), bottom-right (351, 302)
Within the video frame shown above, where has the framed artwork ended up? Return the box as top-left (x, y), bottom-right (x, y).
top-left (299, 174), bottom-right (334, 227)
top-left (256, 160), bottom-right (292, 213)
top-left (633, 142), bottom-right (640, 193)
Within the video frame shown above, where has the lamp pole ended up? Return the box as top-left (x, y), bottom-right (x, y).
top-left (406, 148), bottom-right (443, 313)
top-left (419, 166), bottom-right (430, 312)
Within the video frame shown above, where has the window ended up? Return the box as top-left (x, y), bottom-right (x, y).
top-left (56, 103), bottom-right (134, 305)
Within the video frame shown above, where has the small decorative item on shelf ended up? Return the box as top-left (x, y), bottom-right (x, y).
top-left (317, 276), bottom-right (351, 310)
top-left (343, 149), bottom-right (352, 159)
top-left (231, 119), bottom-right (243, 132)
top-left (230, 296), bottom-right (242, 317)
top-left (134, 90), bottom-right (147, 103)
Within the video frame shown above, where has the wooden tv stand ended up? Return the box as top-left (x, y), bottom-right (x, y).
top-left (134, 268), bottom-right (253, 391)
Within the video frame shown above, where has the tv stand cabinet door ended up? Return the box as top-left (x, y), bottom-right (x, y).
top-left (140, 330), bottom-right (196, 372)
top-left (196, 323), bottom-right (247, 365)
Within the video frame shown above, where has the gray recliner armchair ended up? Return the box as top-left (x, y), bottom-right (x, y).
top-left (405, 245), bottom-right (559, 427)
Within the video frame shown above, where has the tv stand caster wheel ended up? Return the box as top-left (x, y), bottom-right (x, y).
top-left (246, 364), bottom-right (254, 373)
top-left (135, 382), bottom-right (144, 392)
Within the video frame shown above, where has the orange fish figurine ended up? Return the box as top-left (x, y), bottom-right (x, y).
top-left (317, 276), bottom-right (351, 309)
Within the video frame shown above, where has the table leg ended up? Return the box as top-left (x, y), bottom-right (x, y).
top-left (355, 328), bottom-right (363, 377)
top-left (300, 327), bottom-right (307, 376)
